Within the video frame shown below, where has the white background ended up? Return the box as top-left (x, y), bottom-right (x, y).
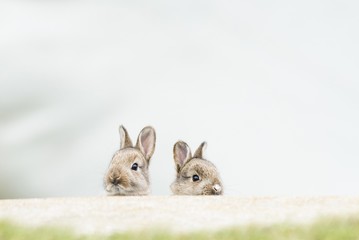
top-left (1, 0), bottom-right (358, 198)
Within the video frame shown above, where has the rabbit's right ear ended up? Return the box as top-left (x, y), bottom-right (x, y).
top-left (136, 126), bottom-right (156, 162)
top-left (119, 125), bottom-right (133, 149)
top-left (193, 142), bottom-right (207, 159)
top-left (173, 141), bottom-right (192, 173)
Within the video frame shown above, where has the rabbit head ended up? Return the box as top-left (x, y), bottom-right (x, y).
top-left (104, 125), bottom-right (156, 196)
top-left (170, 141), bottom-right (223, 195)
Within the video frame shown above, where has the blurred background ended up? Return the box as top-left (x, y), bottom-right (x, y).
top-left (0, 0), bottom-right (358, 199)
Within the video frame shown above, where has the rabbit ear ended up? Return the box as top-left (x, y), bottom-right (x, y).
top-left (193, 141), bottom-right (207, 159)
top-left (173, 141), bottom-right (192, 172)
top-left (136, 126), bottom-right (156, 162)
top-left (119, 125), bottom-right (133, 149)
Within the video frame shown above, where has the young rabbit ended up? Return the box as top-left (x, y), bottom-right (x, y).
top-left (104, 125), bottom-right (156, 196)
top-left (171, 141), bottom-right (223, 195)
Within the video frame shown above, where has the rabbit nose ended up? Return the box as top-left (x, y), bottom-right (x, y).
top-left (111, 176), bottom-right (121, 185)
top-left (212, 184), bottom-right (222, 193)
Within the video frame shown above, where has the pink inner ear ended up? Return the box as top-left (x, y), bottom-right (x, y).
top-left (141, 132), bottom-right (151, 155)
top-left (141, 133), bottom-right (150, 155)
top-left (177, 144), bottom-right (188, 166)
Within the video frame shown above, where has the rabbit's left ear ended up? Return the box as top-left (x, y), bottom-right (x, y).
top-left (119, 125), bottom-right (133, 149)
top-left (193, 142), bottom-right (207, 159)
top-left (173, 141), bottom-right (192, 173)
top-left (136, 126), bottom-right (156, 162)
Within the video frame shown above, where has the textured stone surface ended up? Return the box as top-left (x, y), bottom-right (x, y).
top-left (1, 196), bottom-right (359, 234)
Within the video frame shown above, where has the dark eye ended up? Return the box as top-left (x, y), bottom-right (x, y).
top-left (192, 175), bottom-right (200, 181)
top-left (131, 163), bottom-right (138, 171)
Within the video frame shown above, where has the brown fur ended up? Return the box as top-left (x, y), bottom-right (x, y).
top-left (104, 125), bottom-right (156, 196)
top-left (171, 141), bottom-right (223, 195)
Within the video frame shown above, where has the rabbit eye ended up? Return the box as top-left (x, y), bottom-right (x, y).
top-left (131, 163), bottom-right (138, 171)
top-left (192, 175), bottom-right (200, 181)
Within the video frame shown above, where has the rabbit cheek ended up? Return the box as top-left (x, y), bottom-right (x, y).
top-left (170, 181), bottom-right (184, 195)
top-left (129, 169), bottom-right (149, 191)
top-left (171, 180), bottom-right (200, 195)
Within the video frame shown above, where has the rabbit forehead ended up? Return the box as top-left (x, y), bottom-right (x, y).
top-left (181, 158), bottom-right (219, 178)
top-left (111, 148), bottom-right (147, 167)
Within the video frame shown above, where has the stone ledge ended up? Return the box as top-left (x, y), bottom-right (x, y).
top-left (1, 196), bottom-right (359, 234)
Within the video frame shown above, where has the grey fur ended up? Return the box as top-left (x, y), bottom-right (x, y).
top-left (104, 125), bottom-right (156, 196)
top-left (171, 141), bottom-right (223, 195)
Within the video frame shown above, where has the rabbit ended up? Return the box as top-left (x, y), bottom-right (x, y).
top-left (104, 125), bottom-right (156, 196)
top-left (170, 141), bottom-right (223, 195)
